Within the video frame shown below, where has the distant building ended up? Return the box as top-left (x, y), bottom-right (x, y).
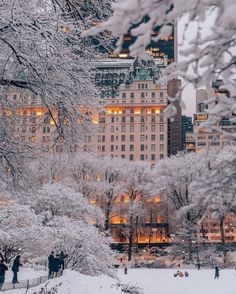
top-left (182, 115), bottom-right (193, 149)
top-left (108, 20), bottom-right (178, 64)
top-left (167, 79), bottom-right (183, 156)
top-left (87, 59), bottom-right (170, 168)
top-left (187, 82), bottom-right (235, 153)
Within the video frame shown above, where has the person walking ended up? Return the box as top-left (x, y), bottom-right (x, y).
top-left (214, 266), bottom-right (220, 279)
top-left (48, 251), bottom-right (55, 279)
top-left (0, 259), bottom-right (8, 290)
top-left (52, 255), bottom-right (61, 278)
top-left (59, 251), bottom-right (67, 271)
top-left (12, 255), bottom-right (22, 284)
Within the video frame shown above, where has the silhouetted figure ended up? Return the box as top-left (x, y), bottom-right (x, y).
top-left (214, 266), bottom-right (220, 279)
top-left (124, 266), bottom-right (127, 274)
top-left (48, 251), bottom-right (55, 279)
top-left (53, 255), bottom-right (61, 277)
top-left (59, 251), bottom-right (68, 271)
top-left (12, 256), bottom-right (22, 283)
top-left (184, 271), bottom-right (189, 277)
top-left (0, 259), bottom-right (8, 290)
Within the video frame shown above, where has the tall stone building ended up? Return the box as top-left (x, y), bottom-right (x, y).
top-left (87, 59), bottom-right (169, 168)
top-left (182, 115), bottom-right (193, 150)
top-left (167, 78), bottom-right (183, 155)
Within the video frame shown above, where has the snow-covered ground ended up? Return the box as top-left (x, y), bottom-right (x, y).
top-left (5, 267), bottom-right (47, 283)
top-left (118, 268), bottom-right (236, 294)
top-left (3, 268), bottom-right (236, 294)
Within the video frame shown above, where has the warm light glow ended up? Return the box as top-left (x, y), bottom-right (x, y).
top-left (114, 194), bottom-right (129, 203)
top-left (111, 216), bottom-right (127, 224)
top-left (157, 216), bottom-right (162, 223)
top-left (154, 195), bottom-right (161, 203)
top-left (63, 26), bottom-right (70, 33)
top-left (134, 110), bottom-right (141, 114)
top-left (155, 109), bottom-right (160, 114)
top-left (118, 53), bottom-right (129, 58)
top-left (36, 111), bottom-right (43, 116)
top-left (88, 218), bottom-right (97, 225)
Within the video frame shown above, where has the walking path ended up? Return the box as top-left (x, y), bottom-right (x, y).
top-left (1, 274), bottom-right (48, 292)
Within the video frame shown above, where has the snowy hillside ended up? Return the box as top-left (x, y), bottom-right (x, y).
top-left (3, 268), bottom-right (236, 294)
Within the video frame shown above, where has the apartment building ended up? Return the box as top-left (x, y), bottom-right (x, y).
top-left (182, 115), bottom-right (193, 150)
top-left (88, 67), bottom-right (169, 167)
top-left (186, 84), bottom-right (235, 153)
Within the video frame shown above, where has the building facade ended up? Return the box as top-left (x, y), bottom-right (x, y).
top-left (86, 63), bottom-right (169, 167)
top-left (167, 78), bottom-right (183, 155)
top-left (182, 115), bottom-right (193, 150)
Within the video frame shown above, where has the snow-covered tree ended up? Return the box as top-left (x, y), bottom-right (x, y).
top-left (0, 182), bottom-right (114, 275)
top-left (190, 145), bottom-right (236, 263)
top-left (0, 203), bottom-right (47, 262)
top-left (49, 217), bottom-right (114, 276)
top-left (0, 0), bottom-right (113, 188)
top-left (31, 183), bottom-right (104, 227)
top-left (154, 152), bottom-right (207, 261)
top-left (93, 157), bottom-right (127, 231)
top-left (120, 161), bottom-right (154, 261)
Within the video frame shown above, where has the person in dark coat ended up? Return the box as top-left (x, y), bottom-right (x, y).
top-left (52, 255), bottom-right (61, 277)
top-left (214, 266), bottom-right (220, 279)
top-left (59, 251), bottom-right (68, 271)
top-left (48, 251), bottom-right (55, 279)
top-left (12, 255), bottom-right (22, 283)
top-left (0, 259), bottom-right (8, 290)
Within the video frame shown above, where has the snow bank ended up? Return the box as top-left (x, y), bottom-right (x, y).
top-left (4, 270), bottom-right (122, 294)
top-left (4, 268), bottom-right (236, 294)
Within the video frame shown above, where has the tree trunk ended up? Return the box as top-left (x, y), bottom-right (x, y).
top-left (104, 199), bottom-right (111, 231)
top-left (219, 216), bottom-right (227, 264)
top-left (186, 212), bottom-right (193, 262)
top-left (128, 215), bottom-right (134, 261)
